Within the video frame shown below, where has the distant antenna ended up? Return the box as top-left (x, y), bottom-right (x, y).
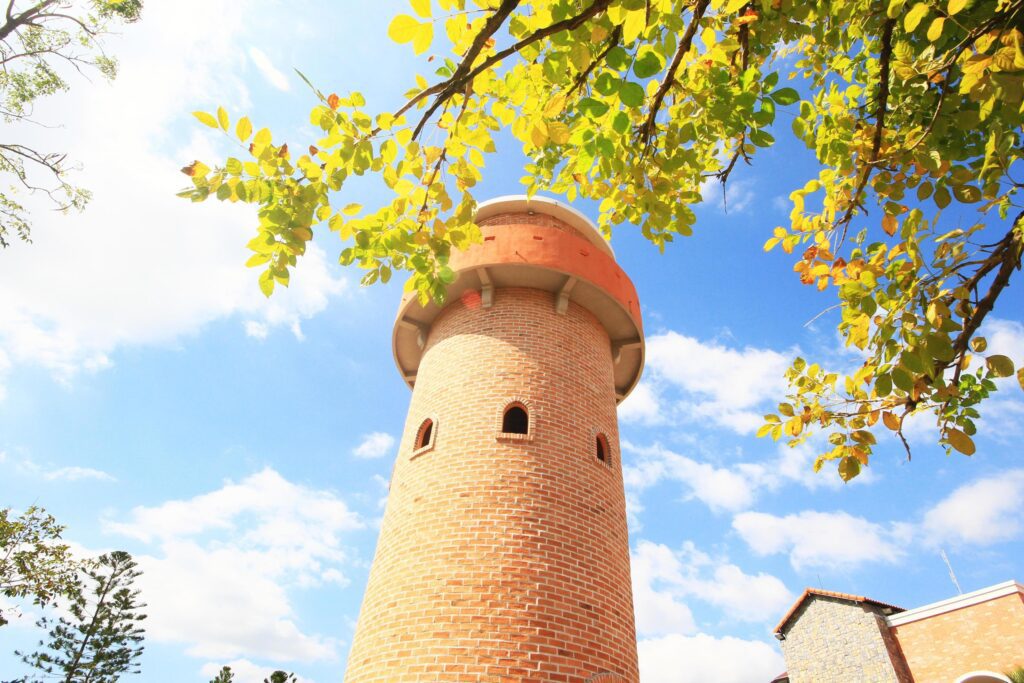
top-left (940, 549), bottom-right (963, 595)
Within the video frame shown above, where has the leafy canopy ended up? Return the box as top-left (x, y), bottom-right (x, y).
top-left (183, 0), bottom-right (1024, 480)
top-left (0, 505), bottom-right (84, 627)
top-left (0, 0), bottom-right (143, 247)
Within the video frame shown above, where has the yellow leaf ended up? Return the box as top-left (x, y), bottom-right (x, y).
top-left (530, 120), bottom-right (549, 148)
top-left (413, 21), bottom-right (434, 55)
top-left (882, 214), bottom-right (898, 236)
top-left (193, 111), bottom-right (218, 128)
top-left (904, 2), bottom-right (929, 32)
top-left (622, 9), bottom-right (646, 44)
top-left (946, 428), bottom-right (975, 455)
top-left (388, 14), bottom-right (420, 43)
top-left (547, 121), bottom-right (570, 145)
top-left (985, 354), bottom-right (1015, 378)
top-left (254, 128), bottom-right (272, 146)
top-left (544, 94), bottom-right (567, 118)
top-left (217, 106), bottom-right (229, 131)
top-left (785, 416), bottom-right (803, 436)
top-left (927, 17), bottom-right (945, 42)
top-left (947, 0), bottom-right (967, 15)
top-left (342, 203), bottom-right (363, 216)
top-left (1017, 366), bottom-right (1024, 391)
top-left (410, 0), bottom-right (430, 19)
top-left (236, 116), bottom-right (252, 142)
top-left (725, 0), bottom-right (747, 11)
top-left (882, 411), bottom-right (901, 431)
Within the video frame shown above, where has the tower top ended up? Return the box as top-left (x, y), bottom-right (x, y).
top-left (392, 195), bottom-right (645, 401)
top-left (476, 195), bottom-right (615, 259)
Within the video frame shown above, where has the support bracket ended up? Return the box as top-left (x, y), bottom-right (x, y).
top-left (478, 267), bottom-right (493, 309)
top-left (555, 276), bottom-right (578, 315)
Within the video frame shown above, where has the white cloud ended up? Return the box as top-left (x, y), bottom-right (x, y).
top-left (105, 468), bottom-right (363, 663)
top-left (921, 469), bottom-right (1024, 548)
top-left (733, 510), bottom-right (910, 571)
top-left (621, 441), bottom-right (853, 515)
top-left (0, 1), bottom-right (346, 390)
top-left (631, 541), bottom-right (697, 636)
top-left (1, 453), bottom-right (115, 483)
top-left (700, 178), bottom-right (756, 213)
top-left (352, 432), bottom-right (396, 459)
top-left (638, 634), bottom-right (785, 683)
top-left (623, 443), bottom-right (763, 513)
top-left (628, 332), bottom-right (794, 434)
top-left (199, 659), bottom-right (316, 683)
top-left (985, 318), bottom-right (1024, 361)
top-left (43, 466), bottom-right (116, 482)
top-left (617, 381), bottom-right (664, 425)
top-left (632, 540), bottom-right (793, 629)
top-left (248, 47), bottom-right (292, 91)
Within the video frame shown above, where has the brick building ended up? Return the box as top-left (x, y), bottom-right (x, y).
top-left (344, 196), bottom-right (644, 682)
top-left (772, 580), bottom-right (1024, 683)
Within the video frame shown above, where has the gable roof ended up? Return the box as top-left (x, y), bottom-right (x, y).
top-left (774, 588), bottom-right (904, 635)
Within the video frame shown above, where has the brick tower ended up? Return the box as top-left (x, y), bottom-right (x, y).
top-left (344, 195), bottom-right (645, 682)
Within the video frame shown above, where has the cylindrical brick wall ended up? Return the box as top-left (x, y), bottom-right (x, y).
top-left (345, 286), bottom-right (639, 682)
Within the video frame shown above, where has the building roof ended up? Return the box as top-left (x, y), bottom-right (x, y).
top-left (885, 579), bottom-right (1023, 628)
top-left (774, 588), bottom-right (904, 635)
top-left (770, 672), bottom-right (789, 682)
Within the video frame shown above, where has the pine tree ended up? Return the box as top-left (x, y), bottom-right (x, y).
top-left (19, 551), bottom-right (146, 682)
top-left (209, 666), bottom-right (235, 683)
top-left (264, 673), bottom-right (297, 683)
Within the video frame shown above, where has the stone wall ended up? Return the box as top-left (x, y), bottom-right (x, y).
top-left (781, 595), bottom-right (910, 683)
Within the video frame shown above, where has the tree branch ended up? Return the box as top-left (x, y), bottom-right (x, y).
top-left (637, 0), bottom-right (710, 153)
top-left (567, 25), bottom-right (621, 97)
top-left (835, 17), bottom-right (894, 247)
top-left (410, 0), bottom-right (613, 140)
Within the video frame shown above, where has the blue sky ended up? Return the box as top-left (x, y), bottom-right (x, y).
top-left (1, 2), bottom-right (1022, 682)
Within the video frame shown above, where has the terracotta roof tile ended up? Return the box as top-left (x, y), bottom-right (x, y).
top-left (774, 588), bottom-right (904, 634)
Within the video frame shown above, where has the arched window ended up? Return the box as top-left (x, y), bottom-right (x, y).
top-left (502, 404), bottom-right (529, 434)
top-left (596, 433), bottom-right (609, 463)
top-left (414, 418), bottom-right (435, 451)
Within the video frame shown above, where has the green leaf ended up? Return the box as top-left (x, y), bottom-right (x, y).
top-left (618, 81), bottom-right (645, 108)
top-left (985, 354), bottom-right (1015, 378)
top-left (193, 111), bottom-right (218, 128)
top-left (904, 3), bottom-right (929, 32)
top-left (749, 129), bottom-right (774, 147)
top-left (579, 97), bottom-right (610, 118)
top-left (612, 111), bottom-right (630, 134)
top-left (438, 265), bottom-right (456, 284)
top-left (769, 88), bottom-right (800, 106)
top-left (633, 52), bottom-right (663, 79)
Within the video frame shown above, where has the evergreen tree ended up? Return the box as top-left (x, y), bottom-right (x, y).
top-left (209, 666), bottom-right (235, 683)
top-left (264, 673), bottom-right (297, 683)
top-left (19, 551), bottom-right (146, 682)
